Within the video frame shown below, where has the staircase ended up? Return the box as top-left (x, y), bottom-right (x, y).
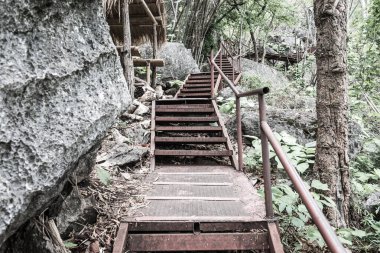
top-left (113, 39), bottom-right (348, 252)
top-left (177, 55), bottom-right (238, 98)
top-left (112, 56), bottom-right (284, 252)
top-left (152, 97), bottom-right (237, 169)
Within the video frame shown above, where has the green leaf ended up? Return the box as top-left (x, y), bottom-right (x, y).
top-left (296, 163), bottom-right (309, 173)
top-left (64, 242), bottom-right (78, 249)
top-left (278, 202), bottom-right (286, 212)
top-left (373, 169), bottom-right (380, 179)
top-left (275, 157), bottom-right (284, 169)
top-left (280, 131), bottom-right (298, 145)
top-left (338, 236), bottom-right (353, 246)
top-left (291, 217), bottom-right (305, 228)
top-left (350, 229), bottom-right (367, 238)
top-left (305, 141), bottom-right (316, 148)
top-left (311, 180), bottom-right (329, 191)
top-left (96, 166), bottom-right (111, 185)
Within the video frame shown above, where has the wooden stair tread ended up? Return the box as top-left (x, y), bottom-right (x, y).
top-left (156, 107), bottom-right (214, 113)
top-left (155, 116), bottom-right (218, 122)
top-left (155, 137), bottom-right (227, 143)
top-left (155, 150), bottom-right (233, 156)
top-left (177, 93), bottom-right (211, 97)
top-left (155, 126), bottom-right (222, 132)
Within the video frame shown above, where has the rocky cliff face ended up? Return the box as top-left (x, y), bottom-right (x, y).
top-left (0, 0), bottom-right (130, 247)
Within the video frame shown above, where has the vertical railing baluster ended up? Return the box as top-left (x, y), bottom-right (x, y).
top-left (211, 50), bottom-right (214, 98)
top-left (236, 96), bottom-right (243, 171)
top-left (259, 94), bottom-right (274, 218)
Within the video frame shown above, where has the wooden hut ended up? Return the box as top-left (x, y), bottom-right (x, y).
top-left (103, 0), bottom-right (166, 88)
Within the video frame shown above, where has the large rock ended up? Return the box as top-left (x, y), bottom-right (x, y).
top-left (225, 106), bottom-right (363, 158)
top-left (96, 144), bottom-right (149, 167)
top-left (240, 58), bottom-right (289, 88)
top-left (365, 192), bottom-right (380, 220)
top-left (0, 0), bottom-right (130, 247)
top-left (139, 42), bottom-right (200, 81)
top-left (56, 190), bottom-right (97, 238)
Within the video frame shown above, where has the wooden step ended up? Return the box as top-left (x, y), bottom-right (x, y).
top-left (181, 88), bottom-right (211, 93)
top-left (128, 232), bottom-right (269, 251)
top-left (183, 84), bottom-right (211, 88)
top-left (156, 104), bottom-right (212, 109)
top-left (155, 137), bottom-right (227, 144)
top-left (155, 116), bottom-right (218, 122)
top-left (155, 126), bottom-right (223, 132)
top-left (156, 107), bottom-right (214, 113)
top-left (177, 93), bottom-right (211, 97)
top-left (155, 150), bottom-right (233, 156)
top-left (185, 81), bottom-right (212, 84)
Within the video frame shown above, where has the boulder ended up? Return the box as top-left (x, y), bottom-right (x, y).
top-left (139, 42), bottom-right (200, 81)
top-left (238, 107), bottom-right (316, 145)
top-left (133, 100), bottom-right (150, 115)
top-left (96, 144), bottom-right (149, 167)
top-left (225, 106), bottom-right (363, 158)
top-left (56, 190), bottom-right (97, 238)
top-left (365, 192), bottom-right (380, 220)
top-left (240, 58), bottom-right (289, 89)
top-left (0, 0), bottom-right (130, 247)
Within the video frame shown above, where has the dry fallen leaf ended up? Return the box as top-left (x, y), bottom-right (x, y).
top-left (89, 240), bottom-right (100, 253)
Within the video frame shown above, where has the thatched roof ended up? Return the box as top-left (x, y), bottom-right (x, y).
top-left (104, 0), bottom-right (166, 46)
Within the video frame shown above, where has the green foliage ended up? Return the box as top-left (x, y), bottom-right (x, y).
top-left (168, 80), bottom-right (184, 89)
top-left (264, 183), bottom-right (339, 251)
top-left (219, 98), bottom-right (236, 114)
top-left (64, 241), bottom-right (77, 249)
top-left (135, 67), bottom-right (147, 75)
top-left (96, 166), bottom-right (111, 186)
top-left (244, 131), bottom-right (315, 175)
top-left (241, 75), bottom-right (270, 90)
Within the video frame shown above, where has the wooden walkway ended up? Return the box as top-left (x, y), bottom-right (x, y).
top-left (133, 165), bottom-right (264, 222)
top-left (113, 56), bottom-right (283, 252)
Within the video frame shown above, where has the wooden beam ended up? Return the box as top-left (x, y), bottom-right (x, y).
top-left (133, 58), bottom-right (164, 67)
top-left (139, 0), bottom-right (158, 25)
top-left (128, 233), bottom-right (269, 251)
top-left (268, 222), bottom-right (284, 253)
top-left (112, 223), bottom-right (128, 253)
top-left (122, 0), bottom-right (134, 94)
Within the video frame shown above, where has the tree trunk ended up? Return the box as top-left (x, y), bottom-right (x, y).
top-left (314, 0), bottom-right (350, 227)
top-left (123, 0), bottom-right (134, 94)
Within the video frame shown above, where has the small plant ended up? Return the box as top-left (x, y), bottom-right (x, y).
top-left (244, 131), bottom-right (315, 174)
top-left (219, 98), bottom-right (236, 114)
top-left (135, 67), bottom-right (147, 75)
top-left (168, 79), bottom-right (184, 89)
top-left (64, 241), bottom-right (78, 249)
top-left (241, 75), bottom-right (270, 90)
top-left (96, 166), bottom-right (111, 186)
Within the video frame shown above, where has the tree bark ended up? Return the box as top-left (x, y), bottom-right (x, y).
top-left (123, 0), bottom-right (134, 94)
top-left (314, 0), bottom-right (350, 227)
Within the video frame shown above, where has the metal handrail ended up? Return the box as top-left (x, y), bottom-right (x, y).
top-left (210, 47), bottom-right (346, 253)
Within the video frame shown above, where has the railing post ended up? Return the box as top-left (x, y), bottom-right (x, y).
top-left (259, 94), bottom-right (274, 218)
top-left (211, 50), bottom-right (214, 98)
top-left (236, 96), bottom-right (243, 171)
top-left (232, 57), bottom-right (235, 82)
top-left (219, 45), bottom-right (223, 72)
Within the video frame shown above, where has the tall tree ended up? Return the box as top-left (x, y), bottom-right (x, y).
top-left (314, 0), bottom-right (350, 227)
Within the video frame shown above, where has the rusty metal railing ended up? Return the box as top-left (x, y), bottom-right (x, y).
top-left (210, 48), bottom-right (346, 253)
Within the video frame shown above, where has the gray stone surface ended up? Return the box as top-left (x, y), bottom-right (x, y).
top-left (56, 190), bottom-right (97, 238)
top-left (365, 192), bottom-right (380, 220)
top-left (139, 42), bottom-right (200, 81)
top-left (240, 58), bottom-right (289, 88)
top-left (0, 0), bottom-right (130, 246)
top-left (96, 144), bottom-right (149, 167)
top-left (225, 106), bottom-right (363, 158)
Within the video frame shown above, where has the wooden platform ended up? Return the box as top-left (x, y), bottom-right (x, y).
top-left (125, 165), bottom-right (265, 222)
